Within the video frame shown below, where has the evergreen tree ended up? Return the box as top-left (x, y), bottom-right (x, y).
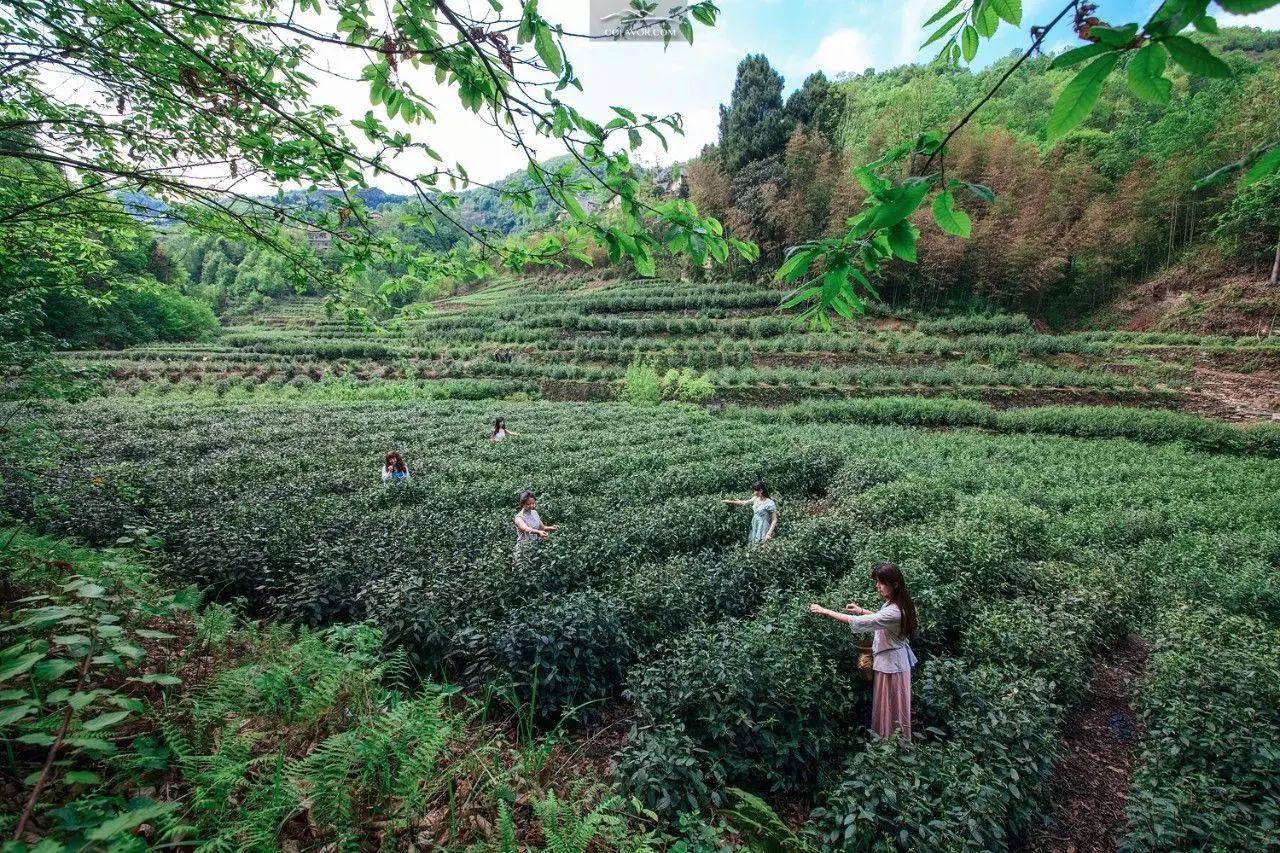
top-left (785, 72), bottom-right (841, 141)
top-left (718, 55), bottom-right (791, 174)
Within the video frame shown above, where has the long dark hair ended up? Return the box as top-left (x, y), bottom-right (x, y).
top-left (751, 480), bottom-right (770, 499)
top-left (871, 562), bottom-right (918, 639)
top-left (493, 417), bottom-right (505, 434)
top-left (384, 450), bottom-right (407, 473)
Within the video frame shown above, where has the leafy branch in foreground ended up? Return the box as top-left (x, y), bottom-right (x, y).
top-left (781, 0), bottom-right (1280, 325)
top-left (1, 0), bottom-right (751, 317)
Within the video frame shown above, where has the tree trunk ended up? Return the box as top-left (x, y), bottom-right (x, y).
top-left (1271, 227), bottom-right (1280, 286)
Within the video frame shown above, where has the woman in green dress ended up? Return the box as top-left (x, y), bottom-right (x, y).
top-left (722, 480), bottom-right (778, 546)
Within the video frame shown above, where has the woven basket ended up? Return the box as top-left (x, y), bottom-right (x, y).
top-left (856, 640), bottom-right (874, 682)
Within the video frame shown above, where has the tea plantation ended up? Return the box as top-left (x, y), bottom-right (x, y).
top-left (6, 279), bottom-right (1280, 850)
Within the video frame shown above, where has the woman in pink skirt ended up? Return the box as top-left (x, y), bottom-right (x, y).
top-left (808, 562), bottom-right (919, 741)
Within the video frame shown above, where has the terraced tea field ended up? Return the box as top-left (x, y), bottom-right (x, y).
top-left (58, 278), bottom-right (1280, 420)
top-left (10, 278), bottom-right (1280, 849)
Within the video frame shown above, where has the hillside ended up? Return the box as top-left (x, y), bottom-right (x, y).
top-left (58, 277), bottom-right (1280, 423)
top-left (6, 276), bottom-right (1280, 847)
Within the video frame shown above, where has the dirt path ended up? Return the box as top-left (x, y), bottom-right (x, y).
top-left (1185, 367), bottom-right (1280, 422)
top-left (1023, 634), bottom-right (1149, 853)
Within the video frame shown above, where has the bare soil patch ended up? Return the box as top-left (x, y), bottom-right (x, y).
top-left (1184, 366), bottom-right (1280, 422)
top-left (1023, 634), bottom-right (1149, 853)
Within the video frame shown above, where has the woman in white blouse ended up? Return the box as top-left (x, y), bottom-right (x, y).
top-left (809, 562), bottom-right (919, 741)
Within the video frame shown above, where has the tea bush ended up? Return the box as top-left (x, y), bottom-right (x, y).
top-left (1121, 606), bottom-right (1280, 852)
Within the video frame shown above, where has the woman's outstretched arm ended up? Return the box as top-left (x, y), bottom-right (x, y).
top-left (807, 604), bottom-right (853, 624)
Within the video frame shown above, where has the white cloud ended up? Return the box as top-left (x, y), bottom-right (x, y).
top-left (1221, 7), bottom-right (1280, 30)
top-left (893, 0), bottom-right (946, 65)
top-left (804, 28), bottom-right (878, 77)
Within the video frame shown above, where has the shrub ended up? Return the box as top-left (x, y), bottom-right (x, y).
top-left (810, 661), bottom-right (1061, 853)
top-left (1121, 606), bottom-right (1280, 852)
top-left (620, 360), bottom-right (662, 406)
top-left (660, 368), bottom-right (715, 404)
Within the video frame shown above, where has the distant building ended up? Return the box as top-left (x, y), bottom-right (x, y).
top-left (652, 166), bottom-right (686, 198)
top-left (307, 229), bottom-right (332, 251)
top-left (556, 194), bottom-right (601, 222)
top-left (307, 210), bottom-right (381, 252)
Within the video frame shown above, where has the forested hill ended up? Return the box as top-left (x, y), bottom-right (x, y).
top-left (134, 28), bottom-right (1280, 334)
top-left (685, 27), bottom-right (1280, 328)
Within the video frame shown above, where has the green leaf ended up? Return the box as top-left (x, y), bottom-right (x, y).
top-left (780, 284), bottom-right (821, 310)
top-left (924, 0), bottom-right (963, 28)
top-left (81, 710), bottom-right (131, 732)
top-left (0, 652), bottom-right (44, 684)
top-left (679, 17), bottom-right (694, 45)
top-left (964, 182), bottom-right (996, 203)
top-left (973, 4), bottom-right (1000, 38)
top-left (132, 629), bottom-right (176, 640)
top-left (65, 737), bottom-right (115, 755)
top-left (534, 24), bottom-right (563, 76)
top-left (1127, 42), bottom-right (1172, 105)
top-left (85, 801), bottom-right (177, 842)
top-left (112, 643), bottom-right (145, 661)
top-left (1162, 35), bottom-right (1232, 78)
top-left (67, 691), bottom-right (98, 710)
top-left (932, 191), bottom-right (972, 237)
top-left (0, 704), bottom-right (35, 725)
top-left (1193, 14), bottom-right (1219, 33)
top-left (777, 248), bottom-right (815, 282)
top-left (17, 732), bottom-right (56, 746)
top-left (64, 770), bottom-right (101, 785)
top-left (990, 0), bottom-right (1021, 26)
top-left (35, 659), bottom-right (79, 681)
top-left (1051, 42), bottom-right (1113, 70)
top-left (1091, 24), bottom-right (1139, 48)
top-left (633, 247), bottom-right (656, 278)
top-left (51, 634), bottom-right (91, 647)
top-left (922, 12), bottom-right (965, 48)
top-left (1047, 52), bottom-right (1122, 141)
top-left (886, 221), bottom-right (919, 262)
top-left (1244, 144), bottom-right (1280, 185)
top-left (961, 25), bottom-right (979, 62)
top-left (858, 181), bottom-right (931, 235)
